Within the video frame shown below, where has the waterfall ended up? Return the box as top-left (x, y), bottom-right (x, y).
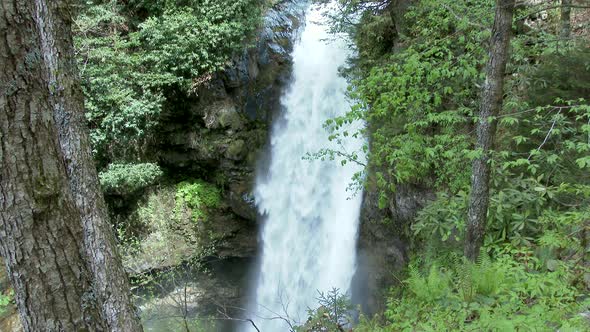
top-left (247, 3), bottom-right (365, 331)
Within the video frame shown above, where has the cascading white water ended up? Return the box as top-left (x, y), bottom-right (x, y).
top-left (247, 4), bottom-right (365, 331)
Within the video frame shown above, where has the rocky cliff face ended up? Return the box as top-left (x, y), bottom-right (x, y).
top-left (353, 184), bottom-right (434, 314)
top-left (134, 0), bottom-right (308, 324)
top-left (125, 0), bottom-right (306, 269)
top-left (152, 0), bottom-right (306, 258)
top-left (158, 0), bottom-right (305, 183)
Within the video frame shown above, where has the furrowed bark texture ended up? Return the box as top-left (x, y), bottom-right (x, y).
top-left (0, 1), bottom-right (105, 330)
top-left (465, 0), bottom-right (515, 261)
top-left (32, 1), bottom-right (143, 331)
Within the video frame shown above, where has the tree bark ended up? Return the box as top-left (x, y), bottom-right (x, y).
top-left (32, 1), bottom-right (143, 331)
top-left (560, 0), bottom-right (572, 40)
top-left (0, 1), bottom-right (106, 330)
top-left (465, 0), bottom-right (515, 261)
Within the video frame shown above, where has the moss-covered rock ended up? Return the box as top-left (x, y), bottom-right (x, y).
top-left (225, 139), bottom-right (247, 161)
top-left (119, 186), bottom-right (197, 273)
top-left (202, 99), bottom-right (245, 131)
top-left (119, 179), bottom-right (257, 274)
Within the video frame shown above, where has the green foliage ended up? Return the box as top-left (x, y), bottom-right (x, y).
top-left (411, 96), bottom-right (590, 248)
top-left (364, 251), bottom-right (589, 331)
top-left (414, 171), bottom-right (590, 249)
top-left (527, 47), bottom-right (590, 107)
top-left (318, 0), bottom-right (496, 200)
top-left (322, 0), bottom-right (590, 254)
top-left (138, 0), bottom-right (262, 82)
top-left (315, 2), bottom-right (590, 329)
top-left (75, 1), bottom-right (173, 163)
top-left (318, 0), bottom-right (590, 208)
top-left (406, 264), bottom-right (450, 303)
top-left (354, 11), bottom-right (396, 61)
top-left (0, 290), bottom-right (13, 315)
top-left (175, 180), bottom-right (222, 222)
top-left (403, 96), bottom-right (590, 331)
top-left (99, 163), bottom-right (163, 194)
top-left (294, 289), bottom-right (353, 332)
top-left (74, 0), bottom-right (263, 163)
top-left (412, 190), bottom-right (468, 243)
top-left (116, 180), bottom-right (221, 272)
top-left (360, 0), bottom-right (491, 192)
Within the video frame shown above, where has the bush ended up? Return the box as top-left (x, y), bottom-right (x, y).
top-left (75, 0), bottom-right (263, 163)
top-left (99, 163), bottom-right (163, 194)
top-left (138, 0), bottom-right (262, 82)
top-left (175, 180), bottom-right (222, 222)
top-left (294, 289), bottom-right (354, 332)
top-left (367, 251), bottom-right (589, 331)
top-left (527, 46), bottom-right (590, 107)
top-left (0, 290), bottom-right (13, 316)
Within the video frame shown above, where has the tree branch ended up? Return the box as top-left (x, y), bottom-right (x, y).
top-left (441, 4), bottom-right (488, 29)
top-left (517, 4), bottom-right (590, 21)
top-left (528, 109), bottom-right (562, 161)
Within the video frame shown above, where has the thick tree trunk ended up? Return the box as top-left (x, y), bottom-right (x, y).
top-left (465, 0), bottom-right (515, 261)
top-left (0, 1), bottom-right (106, 330)
top-left (560, 0), bottom-right (572, 39)
top-left (388, 0), bottom-right (415, 40)
top-left (32, 1), bottom-right (143, 331)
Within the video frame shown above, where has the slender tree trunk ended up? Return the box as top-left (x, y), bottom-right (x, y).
top-left (32, 1), bottom-right (143, 331)
top-left (0, 1), bottom-right (106, 330)
top-left (465, 0), bottom-right (515, 261)
top-left (560, 0), bottom-right (572, 40)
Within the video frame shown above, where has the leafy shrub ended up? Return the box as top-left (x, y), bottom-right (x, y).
top-left (175, 180), bottom-right (221, 222)
top-left (413, 171), bottom-right (590, 253)
top-left (527, 46), bottom-right (590, 107)
top-left (368, 251), bottom-right (589, 331)
top-left (294, 289), bottom-right (354, 332)
top-left (138, 0), bottom-right (262, 82)
top-left (99, 163), bottom-right (163, 194)
top-left (0, 290), bottom-right (13, 315)
top-left (406, 264), bottom-right (450, 303)
top-left (74, 0), bottom-right (263, 163)
top-left (413, 97), bottom-right (589, 248)
top-left (316, 0), bottom-right (495, 203)
top-left (75, 1), bottom-right (172, 163)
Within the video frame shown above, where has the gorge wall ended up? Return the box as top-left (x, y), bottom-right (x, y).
top-left (128, 0), bottom-right (309, 325)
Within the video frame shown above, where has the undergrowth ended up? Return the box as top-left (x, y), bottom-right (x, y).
top-left (356, 249), bottom-right (589, 331)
